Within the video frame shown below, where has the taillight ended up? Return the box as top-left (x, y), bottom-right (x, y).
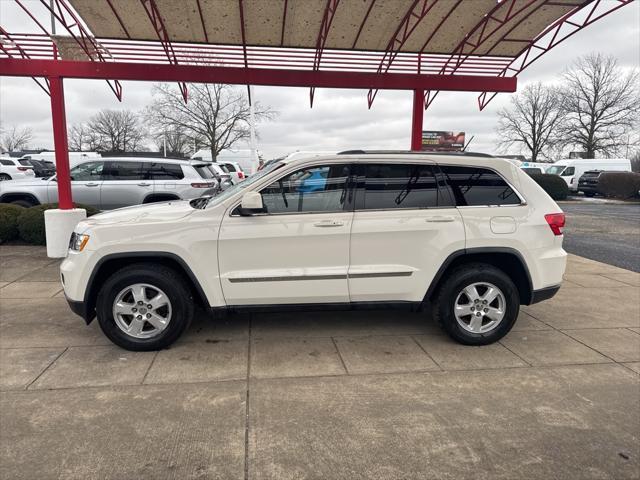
top-left (238, 171), bottom-right (245, 179)
top-left (191, 182), bottom-right (216, 188)
top-left (17, 167), bottom-right (30, 171)
top-left (545, 213), bottom-right (565, 236)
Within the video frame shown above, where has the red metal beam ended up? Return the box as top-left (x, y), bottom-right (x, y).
top-left (238, 0), bottom-right (252, 104)
top-left (139, 0), bottom-right (188, 102)
top-left (310, 0), bottom-right (341, 107)
top-left (0, 57), bottom-right (517, 93)
top-left (478, 0), bottom-right (634, 110)
top-left (48, 76), bottom-right (73, 210)
top-left (410, 89), bottom-right (424, 151)
top-left (423, 0), bottom-right (540, 109)
top-left (352, 0), bottom-right (376, 48)
top-left (38, 0), bottom-right (123, 101)
top-left (106, 0), bottom-right (131, 38)
top-left (0, 26), bottom-right (50, 95)
top-left (280, 0), bottom-right (289, 46)
top-left (367, 0), bottom-right (439, 108)
top-left (195, 0), bottom-right (209, 43)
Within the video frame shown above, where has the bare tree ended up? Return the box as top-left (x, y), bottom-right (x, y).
top-left (0, 125), bottom-right (33, 152)
top-left (496, 83), bottom-right (564, 162)
top-left (146, 83), bottom-right (275, 161)
top-left (151, 124), bottom-right (199, 158)
top-left (85, 110), bottom-right (147, 153)
top-left (558, 53), bottom-right (639, 158)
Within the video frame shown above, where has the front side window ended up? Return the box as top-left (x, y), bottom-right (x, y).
top-left (70, 161), bottom-right (104, 181)
top-left (260, 164), bottom-right (350, 214)
top-left (103, 161), bottom-right (146, 180)
top-left (562, 167), bottom-right (575, 176)
top-left (360, 163), bottom-right (446, 210)
top-left (440, 166), bottom-right (521, 206)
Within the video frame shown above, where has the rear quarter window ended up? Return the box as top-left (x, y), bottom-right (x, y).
top-left (194, 165), bottom-right (215, 179)
top-left (149, 163), bottom-right (185, 180)
top-left (440, 166), bottom-right (521, 206)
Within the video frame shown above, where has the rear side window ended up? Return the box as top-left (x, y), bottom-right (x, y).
top-left (103, 161), bottom-right (146, 180)
top-left (149, 163), bottom-right (184, 180)
top-left (19, 159), bottom-right (32, 166)
top-left (194, 165), bottom-right (215, 179)
top-left (440, 166), bottom-right (521, 206)
top-left (222, 163), bottom-right (236, 172)
top-left (360, 164), bottom-right (447, 210)
top-left (0, 160), bottom-right (13, 166)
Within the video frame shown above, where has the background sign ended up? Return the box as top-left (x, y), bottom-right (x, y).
top-left (421, 131), bottom-right (465, 151)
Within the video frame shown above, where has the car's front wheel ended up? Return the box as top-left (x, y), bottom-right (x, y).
top-left (433, 263), bottom-right (520, 345)
top-left (96, 263), bottom-right (194, 351)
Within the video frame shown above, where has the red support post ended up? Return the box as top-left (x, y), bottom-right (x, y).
top-left (48, 76), bottom-right (73, 210)
top-left (410, 89), bottom-right (423, 151)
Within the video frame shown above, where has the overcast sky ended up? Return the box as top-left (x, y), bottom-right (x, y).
top-left (0, 1), bottom-right (638, 159)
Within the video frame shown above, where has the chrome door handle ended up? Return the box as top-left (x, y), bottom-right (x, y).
top-left (314, 220), bottom-right (345, 227)
top-left (137, 182), bottom-right (151, 187)
top-left (85, 183), bottom-right (99, 187)
top-left (426, 216), bottom-right (455, 223)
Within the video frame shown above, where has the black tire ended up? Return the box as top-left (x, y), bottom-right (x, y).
top-left (584, 192), bottom-right (595, 197)
top-left (96, 263), bottom-right (194, 351)
top-left (0, 174), bottom-right (11, 181)
top-left (432, 263), bottom-right (520, 345)
top-left (11, 199), bottom-right (36, 208)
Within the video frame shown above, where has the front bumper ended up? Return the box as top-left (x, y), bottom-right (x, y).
top-left (65, 295), bottom-right (95, 324)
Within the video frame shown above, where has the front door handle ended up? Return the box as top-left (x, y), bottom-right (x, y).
top-left (85, 182), bottom-right (99, 187)
top-left (314, 220), bottom-right (345, 227)
top-left (426, 216), bottom-right (455, 223)
top-left (138, 182), bottom-right (151, 187)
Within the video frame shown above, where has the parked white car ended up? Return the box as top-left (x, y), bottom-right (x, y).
top-left (217, 161), bottom-right (246, 183)
top-left (546, 158), bottom-right (631, 192)
top-left (0, 157), bottom-right (36, 181)
top-left (61, 151), bottom-right (567, 351)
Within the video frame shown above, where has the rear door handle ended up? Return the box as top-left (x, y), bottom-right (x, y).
top-left (426, 216), bottom-right (455, 223)
top-left (85, 182), bottom-right (99, 187)
top-left (138, 182), bottom-right (151, 187)
top-left (314, 220), bottom-right (345, 227)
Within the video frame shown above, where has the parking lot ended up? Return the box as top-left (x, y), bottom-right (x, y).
top-left (1, 244), bottom-right (639, 480)
top-left (561, 201), bottom-right (640, 272)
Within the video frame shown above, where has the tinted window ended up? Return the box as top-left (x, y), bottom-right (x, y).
top-left (440, 166), bottom-right (520, 206)
top-left (70, 161), bottom-right (104, 181)
top-left (261, 164), bottom-right (350, 214)
top-left (361, 164), bottom-right (445, 210)
top-left (194, 165), bottom-right (215, 179)
top-left (149, 163), bottom-right (184, 180)
top-left (0, 160), bottom-right (13, 166)
top-left (19, 159), bottom-right (32, 166)
top-left (222, 163), bottom-right (236, 172)
top-left (562, 167), bottom-right (575, 176)
top-left (103, 161), bottom-right (146, 180)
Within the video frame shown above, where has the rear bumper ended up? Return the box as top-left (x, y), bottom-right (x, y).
top-left (530, 284), bottom-right (561, 304)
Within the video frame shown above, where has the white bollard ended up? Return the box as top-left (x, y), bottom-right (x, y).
top-left (44, 208), bottom-right (87, 258)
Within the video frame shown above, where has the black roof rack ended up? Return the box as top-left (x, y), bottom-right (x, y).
top-left (337, 150), bottom-right (494, 158)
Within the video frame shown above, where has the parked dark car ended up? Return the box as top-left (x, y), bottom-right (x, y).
top-left (28, 159), bottom-right (56, 178)
top-left (577, 170), bottom-right (603, 197)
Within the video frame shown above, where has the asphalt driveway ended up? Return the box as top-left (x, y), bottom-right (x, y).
top-left (560, 201), bottom-right (640, 272)
top-left (1, 246), bottom-right (639, 479)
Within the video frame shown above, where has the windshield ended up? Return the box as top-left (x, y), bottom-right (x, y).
top-left (546, 166), bottom-right (565, 175)
top-left (203, 161), bottom-right (284, 208)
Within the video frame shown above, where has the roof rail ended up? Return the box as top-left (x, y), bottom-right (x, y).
top-left (336, 150), bottom-right (494, 158)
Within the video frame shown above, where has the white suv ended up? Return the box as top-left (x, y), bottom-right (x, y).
top-left (0, 157), bottom-right (36, 181)
top-left (60, 152), bottom-right (567, 351)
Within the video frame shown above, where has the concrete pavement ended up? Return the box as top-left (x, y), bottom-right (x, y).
top-left (0, 245), bottom-right (639, 479)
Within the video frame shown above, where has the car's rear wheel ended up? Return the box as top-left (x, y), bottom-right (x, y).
top-left (433, 263), bottom-right (520, 345)
top-left (0, 173), bottom-right (11, 181)
top-left (96, 263), bottom-right (194, 351)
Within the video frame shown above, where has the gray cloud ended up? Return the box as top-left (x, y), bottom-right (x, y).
top-left (1, 1), bottom-right (638, 158)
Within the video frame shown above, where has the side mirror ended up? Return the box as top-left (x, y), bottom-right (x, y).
top-left (239, 191), bottom-right (265, 215)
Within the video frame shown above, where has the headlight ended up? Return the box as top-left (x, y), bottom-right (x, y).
top-left (69, 232), bottom-right (90, 252)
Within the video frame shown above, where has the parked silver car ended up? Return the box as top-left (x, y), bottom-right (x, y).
top-left (0, 157), bottom-right (220, 209)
